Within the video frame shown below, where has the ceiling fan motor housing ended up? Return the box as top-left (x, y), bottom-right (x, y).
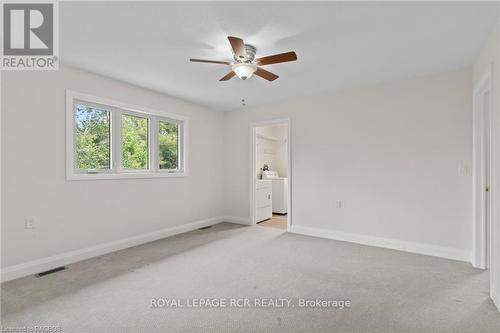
top-left (233, 44), bottom-right (257, 63)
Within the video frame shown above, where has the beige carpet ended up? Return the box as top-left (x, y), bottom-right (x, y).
top-left (1, 223), bottom-right (499, 332)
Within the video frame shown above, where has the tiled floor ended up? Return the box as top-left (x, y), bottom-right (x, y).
top-left (257, 214), bottom-right (287, 230)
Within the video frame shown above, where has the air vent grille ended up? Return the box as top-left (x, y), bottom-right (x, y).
top-left (198, 226), bottom-right (212, 230)
top-left (35, 266), bottom-right (67, 277)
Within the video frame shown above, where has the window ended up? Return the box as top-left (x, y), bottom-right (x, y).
top-left (122, 114), bottom-right (149, 170)
top-left (66, 90), bottom-right (187, 180)
top-left (75, 105), bottom-right (111, 171)
top-left (158, 120), bottom-right (179, 170)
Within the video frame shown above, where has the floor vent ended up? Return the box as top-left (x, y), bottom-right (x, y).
top-left (35, 266), bottom-right (67, 278)
top-left (198, 226), bottom-right (212, 230)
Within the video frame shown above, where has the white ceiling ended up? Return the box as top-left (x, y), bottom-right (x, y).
top-left (61, 1), bottom-right (499, 111)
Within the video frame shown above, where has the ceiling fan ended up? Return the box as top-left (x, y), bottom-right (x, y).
top-left (190, 36), bottom-right (297, 82)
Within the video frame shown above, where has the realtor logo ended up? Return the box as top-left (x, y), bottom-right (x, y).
top-left (1, 1), bottom-right (59, 70)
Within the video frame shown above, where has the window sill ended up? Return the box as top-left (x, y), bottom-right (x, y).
top-left (66, 171), bottom-right (188, 181)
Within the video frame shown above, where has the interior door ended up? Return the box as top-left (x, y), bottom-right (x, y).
top-left (483, 91), bottom-right (491, 268)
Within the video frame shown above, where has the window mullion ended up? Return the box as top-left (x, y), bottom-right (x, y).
top-left (150, 116), bottom-right (158, 172)
top-left (113, 108), bottom-right (123, 174)
top-left (179, 121), bottom-right (184, 172)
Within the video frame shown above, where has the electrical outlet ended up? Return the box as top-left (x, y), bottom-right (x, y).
top-left (24, 218), bottom-right (35, 229)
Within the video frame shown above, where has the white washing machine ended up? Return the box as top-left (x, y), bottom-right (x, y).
top-left (255, 180), bottom-right (272, 222)
top-left (262, 171), bottom-right (288, 214)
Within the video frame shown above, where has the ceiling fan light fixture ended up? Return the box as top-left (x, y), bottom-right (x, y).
top-left (232, 62), bottom-right (257, 80)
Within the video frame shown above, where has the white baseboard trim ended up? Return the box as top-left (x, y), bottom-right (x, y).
top-left (220, 216), bottom-right (252, 225)
top-left (291, 225), bottom-right (470, 263)
top-left (1, 216), bottom-right (225, 283)
top-left (492, 289), bottom-right (500, 312)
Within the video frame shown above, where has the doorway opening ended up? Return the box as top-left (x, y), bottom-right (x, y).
top-left (250, 119), bottom-right (291, 231)
top-left (472, 69), bottom-right (492, 271)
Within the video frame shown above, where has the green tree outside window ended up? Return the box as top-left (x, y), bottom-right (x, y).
top-left (75, 106), bottom-right (111, 170)
top-left (159, 121), bottom-right (178, 169)
top-left (122, 114), bottom-right (149, 169)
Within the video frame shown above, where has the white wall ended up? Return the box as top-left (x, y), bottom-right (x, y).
top-left (272, 125), bottom-right (288, 178)
top-left (255, 125), bottom-right (288, 178)
top-left (1, 66), bottom-right (225, 271)
top-left (225, 69), bottom-right (473, 260)
top-left (1, 66), bottom-right (475, 282)
top-left (473, 17), bottom-right (500, 311)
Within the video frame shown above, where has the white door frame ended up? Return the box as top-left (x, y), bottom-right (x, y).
top-left (250, 118), bottom-right (292, 231)
top-left (472, 66), bottom-right (493, 269)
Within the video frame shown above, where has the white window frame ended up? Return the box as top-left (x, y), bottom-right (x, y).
top-left (66, 90), bottom-right (188, 180)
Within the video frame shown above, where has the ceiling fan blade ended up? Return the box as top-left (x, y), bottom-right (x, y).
top-left (255, 67), bottom-right (279, 81)
top-left (219, 71), bottom-right (236, 81)
top-left (190, 59), bottom-right (231, 65)
top-left (255, 51), bottom-right (297, 66)
top-left (228, 36), bottom-right (246, 59)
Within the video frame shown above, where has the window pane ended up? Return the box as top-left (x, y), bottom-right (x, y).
top-left (159, 121), bottom-right (179, 169)
top-left (122, 114), bottom-right (149, 169)
top-left (75, 105), bottom-right (111, 170)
